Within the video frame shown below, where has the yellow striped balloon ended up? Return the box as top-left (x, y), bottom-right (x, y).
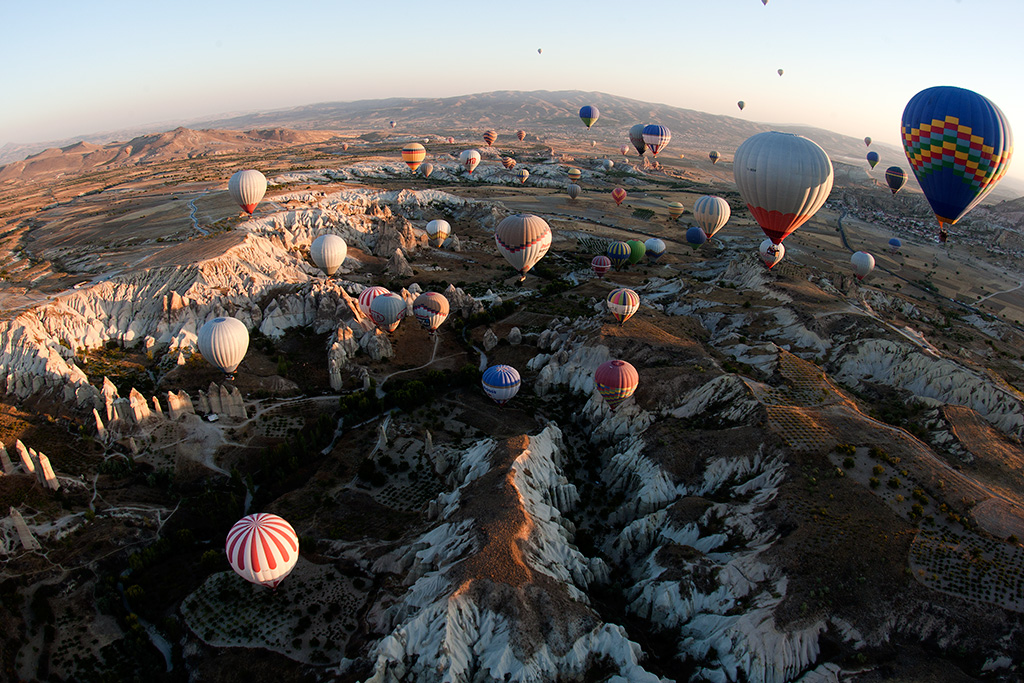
top-left (606, 288), bottom-right (640, 323)
top-left (402, 143), bottom-right (426, 172)
top-left (567, 168), bottom-right (582, 182)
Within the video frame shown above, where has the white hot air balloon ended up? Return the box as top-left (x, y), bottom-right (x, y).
top-left (310, 234), bottom-right (347, 276)
top-left (460, 149), bottom-right (481, 174)
top-left (851, 251), bottom-right (876, 280)
top-left (358, 285), bottom-right (391, 319)
top-left (197, 317), bottom-right (249, 377)
top-left (369, 292), bottom-right (406, 333)
top-left (494, 214), bottom-right (552, 281)
top-left (426, 219), bottom-right (451, 247)
top-left (759, 238), bottom-right (785, 269)
top-left (733, 131), bottom-right (834, 245)
top-left (226, 513), bottom-right (299, 588)
top-left (228, 170), bottom-right (268, 214)
top-left (692, 195), bottom-right (732, 239)
top-left (602, 159), bottom-right (614, 171)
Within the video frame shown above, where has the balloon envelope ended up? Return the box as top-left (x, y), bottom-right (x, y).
top-left (709, 151), bottom-right (720, 164)
top-left (668, 202), bottom-right (685, 220)
top-left (595, 360), bottom-right (639, 410)
top-left (402, 143), bottom-right (426, 171)
top-left (369, 292), bottom-right (406, 333)
top-left (483, 130), bottom-right (497, 146)
top-left (686, 226), bottom-right (708, 249)
top-left (515, 168), bottom-right (530, 184)
top-left (602, 159), bottom-right (614, 171)
top-left (310, 234), bottom-right (347, 275)
top-left (901, 85), bottom-right (1013, 226)
top-left (517, 130), bottom-right (527, 141)
top-left (460, 149), bottom-right (481, 174)
top-left (482, 365), bottom-right (521, 405)
top-left (198, 317), bottom-right (249, 375)
top-left (390, 120), bottom-right (397, 128)
top-left (864, 137), bottom-right (872, 147)
top-left (579, 105), bottom-right (599, 128)
top-left (568, 168), bottom-right (582, 182)
top-left (620, 144), bottom-right (630, 156)
top-left (866, 151), bottom-right (879, 169)
top-left (851, 251), bottom-right (876, 280)
top-left (412, 292), bottom-right (450, 332)
top-left (888, 237), bottom-right (902, 253)
top-left (738, 101), bottom-right (745, 111)
top-left (611, 187), bottom-right (627, 205)
top-left (884, 166), bottom-right (907, 195)
top-left (591, 255), bottom-right (611, 277)
top-left (226, 513), bottom-right (299, 588)
top-left (228, 170), bottom-right (267, 214)
top-left (733, 131), bottom-right (834, 244)
top-left (759, 238), bottom-right (785, 269)
top-left (502, 157), bottom-right (517, 170)
top-left (629, 124), bottom-right (648, 155)
top-left (358, 285), bottom-right (392, 319)
top-left (567, 183), bottom-right (581, 200)
top-left (642, 125), bottom-right (671, 156)
top-left (426, 219), bottom-right (451, 247)
top-left (606, 241), bottom-right (631, 269)
top-left (626, 240), bottom-right (646, 264)
top-left (692, 195), bottom-right (731, 238)
top-left (494, 214), bottom-right (552, 278)
top-left (420, 162), bottom-right (434, 178)
top-left (607, 288), bottom-right (640, 323)
top-left (644, 238), bottom-right (666, 262)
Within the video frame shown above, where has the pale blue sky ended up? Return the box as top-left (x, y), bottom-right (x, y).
top-left (2, 0), bottom-right (1022, 180)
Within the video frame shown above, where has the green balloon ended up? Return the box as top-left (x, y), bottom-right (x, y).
top-left (627, 239), bottom-right (646, 265)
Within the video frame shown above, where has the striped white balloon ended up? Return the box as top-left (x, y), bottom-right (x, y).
top-left (358, 286), bottom-right (391, 319)
top-left (494, 214), bottom-right (552, 280)
top-left (310, 234), bottom-right (347, 275)
top-left (369, 292), bottom-right (406, 333)
top-left (759, 238), bottom-right (785, 269)
top-left (692, 196), bottom-right (732, 239)
top-left (226, 513), bottom-right (299, 588)
top-left (426, 220), bottom-right (451, 248)
top-left (197, 317), bottom-right (249, 375)
top-left (412, 292), bottom-right (450, 332)
top-left (228, 169), bottom-right (267, 214)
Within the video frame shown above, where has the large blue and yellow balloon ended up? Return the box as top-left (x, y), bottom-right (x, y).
top-left (579, 105), bottom-right (600, 129)
top-left (901, 86), bottom-right (1013, 228)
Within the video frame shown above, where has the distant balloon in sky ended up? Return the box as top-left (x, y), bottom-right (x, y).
top-left (370, 292), bottom-right (406, 333)
top-left (606, 288), bottom-right (640, 323)
top-left (198, 317), bottom-right (249, 376)
top-left (483, 130), bottom-right (497, 146)
top-left (228, 169), bottom-right (267, 214)
top-left (692, 195), bottom-right (731, 238)
top-left (686, 226), bottom-right (708, 249)
top-left (709, 150), bottom-right (720, 164)
top-left (644, 238), bottom-right (666, 262)
top-left (607, 241), bottom-right (631, 269)
top-left (888, 237), bottom-right (902, 253)
top-left (226, 513), bottom-right (299, 588)
top-left (733, 131), bottom-right (834, 245)
top-left (611, 187), bottom-right (627, 206)
top-left (420, 162), bottom-right (434, 178)
top-left (579, 105), bottom-right (599, 129)
top-left (738, 101), bottom-right (746, 111)
top-left (668, 202), bottom-right (685, 220)
top-left (567, 183), bottom-right (581, 200)
top-left (884, 166), bottom-right (907, 195)
top-left (864, 137), bottom-right (872, 147)
top-left (310, 234), bottom-right (347, 276)
top-left (460, 149), bottom-right (481, 174)
top-left (494, 214), bottom-right (552, 280)
top-left (642, 125), bottom-right (671, 156)
top-left (762, 0), bottom-right (768, 5)
top-left (515, 168), bottom-right (530, 184)
top-left (759, 239), bottom-right (785, 269)
top-left (358, 285), bottom-right (391, 319)
top-left (602, 159), bottom-right (614, 171)
top-left (502, 157), bottom-right (517, 170)
top-left (402, 142), bottom-right (426, 172)
top-left (538, 48), bottom-right (542, 54)
top-left (412, 292), bottom-right (450, 332)
top-left (851, 251), bottom-right (875, 280)
top-left (595, 360), bottom-right (639, 411)
top-left (591, 255), bottom-right (611, 278)
top-left (866, 151), bottom-right (879, 169)
top-left (517, 130), bottom-right (527, 141)
top-left (901, 85), bottom-right (1014, 229)
top-left (447, 136), bottom-right (456, 144)
top-left (620, 143), bottom-right (630, 156)
top-left (778, 69), bottom-right (784, 76)
top-left (390, 120), bottom-right (397, 128)
top-left (482, 365), bottom-right (521, 405)
top-left (629, 124), bottom-right (648, 156)
top-left (342, 143), bottom-right (349, 151)
top-left (568, 167), bottom-right (582, 183)
top-left (426, 219), bottom-right (451, 247)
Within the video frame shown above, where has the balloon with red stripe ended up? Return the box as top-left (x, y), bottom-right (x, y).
top-left (606, 288), bottom-right (640, 323)
top-left (595, 360), bottom-right (639, 410)
top-left (358, 285), bottom-right (391, 319)
top-left (642, 125), bottom-right (671, 156)
top-left (759, 238), bottom-right (785, 269)
top-left (413, 292), bottom-right (450, 332)
top-left (494, 214), bottom-right (552, 281)
top-left (370, 292), bottom-right (406, 333)
top-left (228, 170), bottom-right (267, 215)
top-left (515, 168), bottom-right (530, 184)
top-left (611, 187), bottom-right (627, 206)
top-left (516, 130), bottom-right (527, 141)
top-left (226, 513), bottom-right (299, 588)
top-left (734, 131), bottom-right (834, 245)
top-left (402, 143), bottom-right (426, 171)
top-left (591, 255), bottom-right (611, 278)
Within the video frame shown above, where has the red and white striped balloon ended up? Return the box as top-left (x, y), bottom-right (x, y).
top-left (225, 513), bottom-right (299, 588)
top-left (358, 285), bottom-right (391, 319)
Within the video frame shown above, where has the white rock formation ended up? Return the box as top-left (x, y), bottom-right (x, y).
top-left (15, 440), bottom-right (34, 474)
top-left (0, 444), bottom-right (13, 475)
top-left (9, 508), bottom-right (40, 551)
top-left (37, 453), bottom-right (60, 491)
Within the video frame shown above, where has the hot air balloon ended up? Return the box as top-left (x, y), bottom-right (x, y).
top-left (515, 168), bottom-right (530, 184)
top-left (537, 48), bottom-right (542, 54)
top-left (620, 143), bottom-right (630, 156)
top-left (482, 365), bottom-right (521, 405)
top-left (733, 131), bottom-right (834, 244)
top-left (686, 226), bottom-right (708, 249)
top-left (401, 143), bottom-right (426, 172)
top-left (447, 136), bottom-right (456, 144)
top-left (668, 202), bottom-right (685, 220)
top-left (884, 166), bottom-right (907, 195)
top-left (579, 105), bottom-right (599, 129)
top-left (611, 187), bottom-right (627, 206)
top-left (759, 238), bottom-right (785, 269)
top-left (483, 130), bottom-right (498, 146)
top-left (198, 317), bottom-right (249, 377)
top-left (390, 120), bottom-right (397, 128)
top-left (568, 168), bottom-right (582, 183)
top-left (709, 150), bottom-right (721, 164)
top-left (567, 183), bottom-right (581, 200)
top-left (592, 255), bottom-right (611, 278)
top-left (342, 143), bottom-right (350, 151)
top-left (762, 0), bottom-right (768, 5)
top-left (864, 137), bottom-right (872, 147)
top-left (607, 288), bottom-right (640, 323)
top-left (516, 130), bottom-right (527, 141)
top-left (358, 285), bottom-right (391, 319)
top-left (644, 238), bottom-right (666, 263)
top-left (310, 234), bottom-right (347, 276)
top-left (627, 240), bottom-right (646, 264)
top-left (460, 149), bottom-right (481, 174)
top-left (591, 141), bottom-right (598, 148)
top-left (642, 125), bottom-right (671, 156)
top-left (692, 195), bottom-right (731, 239)
top-left (228, 170), bottom-right (267, 215)
top-left (595, 360), bottom-right (639, 410)
top-left (494, 214), bottom-right (552, 280)
top-left (370, 292), bottom-right (406, 333)
top-left (502, 157), bottom-right (517, 171)
top-left (851, 251), bottom-right (875, 280)
top-left (414, 163), bottom-right (431, 180)
top-left (888, 237), bottom-right (901, 254)
top-left (901, 86), bottom-right (1013, 230)
top-left (412, 292), bottom-right (450, 332)
top-left (866, 151), bottom-right (879, 169)
top-left (738, 101), bottom-right (746, 111)
top-left (777, 69), bottom-right (784, 76)
top-left (602, 159), bottom-right (615, 171)
top-left (426, 219), bottom-right (451, 247)
top-left (607, 241), bottom-right (632, 269)
top-left (226, 513), bottom-right (299, 588)
top-left (629, 124), bottom-right (648, 156)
